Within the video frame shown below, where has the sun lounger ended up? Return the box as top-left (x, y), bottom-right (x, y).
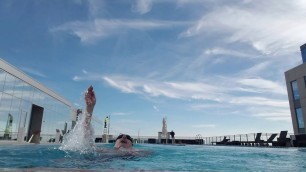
top-left (215, 136), bottom-right (230, 145)
top-left (272, 131), bottom-right (291, 147)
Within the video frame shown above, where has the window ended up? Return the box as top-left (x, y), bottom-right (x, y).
top-left (291, 80), bottom-right (300, 100)
top-left (0, 69), bottom-right (6, 91)
top-left (302, 48), bottom-right (306, 63)
top-left (296, 108), bottom-right (305, 133)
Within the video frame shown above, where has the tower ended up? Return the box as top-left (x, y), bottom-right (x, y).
top-left (162, 117), bottom-right (167, 137)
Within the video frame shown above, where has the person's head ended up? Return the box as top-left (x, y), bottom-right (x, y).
top-left (121, 134), bottom-right (127, 141)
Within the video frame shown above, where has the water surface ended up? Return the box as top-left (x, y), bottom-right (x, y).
top-left (0, 144), bottom-right (306, 171)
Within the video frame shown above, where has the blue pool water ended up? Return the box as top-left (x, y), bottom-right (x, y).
top-left (0, 143), bottom-right (306, 171)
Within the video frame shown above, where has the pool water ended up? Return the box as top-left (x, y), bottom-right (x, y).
top-left (0, 143), bottom-right (306, 171)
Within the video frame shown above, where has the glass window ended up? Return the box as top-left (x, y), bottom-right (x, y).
top-left (20, 100), bottom-right (32, 134)
top-left (296, 108), bottom-right (305, 133)
top-left (302, 48), bottom-right (306, 63)
top-left (32, 88), bottom-right (40, 106)
top-left (21, 83), bottom-right (34, 101)
top-left (9, 96), bottom-right (21, 136)
top-left (291, 80), bottom-right (300, 100)
top-left (3, 73), bottom-right (16, 95)
top-left (0, 69), bottom-right (6, 91)
top-left (0, 93), bottom-right (12, 135)
top-left (13, 77), bottom-right (24, 98)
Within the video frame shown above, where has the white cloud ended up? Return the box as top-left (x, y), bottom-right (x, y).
top-left (103, 76), bottom-right (140, 93)
top-left (72, 74), bottom-right (103, 81)
top-left (180, 1), bottom-right (306, 55)
top-left (52, 19), bottom-right (186, 43)
top-left (153, 105), bottom-right (159, 112)
top-left (246, 106), bottom-right (291, 121)
top-left (242, 61), bottom-right (271, 76)
top-left (112, 112), bottom-right (131, 116)
top-left (82, 69), bottom-right (88, 74)
top-left (131, 0), bottom-right (153, 14)
top-left (230, 96), bottom-right (288, 108)
top-left (103, 75), bottom-right (226, 102)
top-left (204, 48), bottom-right (257, 59)
top-left (21, 67), bottom-right (47, 78)
top-left (236, 78), bottom-right (287, 95)
top-left (87, 0), bottom-right (106, 17)
top-left (69, 65), bottom-right (293, 124)
top-left (72, 76), bottom-right (81, 81)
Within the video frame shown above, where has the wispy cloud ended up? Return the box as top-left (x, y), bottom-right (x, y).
top-left (103, 75), bottom-right (225, 101)
top-left (21, 67), bottom-right (47, 78)
top-left (131, 0), bottom-right (153, 14)
top-left (72, 72), bottom-right (102, 81)
top-left (242, 61), bottom-right (271, 76)
top-left (153, 105), bottom-right (159, 112)
top-left (112, 112), bottom-right (132, 116)
top-left (101, 74), bottom-right (290, 121)
top-left (74, 72), bottom-right (287, 105)
top-left (246, 106), bottom-right (291, 121)
top-left (52, 19), bottom-right (187, 43)
top-left (236, 78), bottom-right (287, 95)
top-left (204, 48), bottom-right (257, 59)
top-left (87, 0), bottom-right (106, 18)
top-left (230, 96), bottom-right (288, 108)
top-left (180, 1), bottom-right (306, 55)
top-left (82, 69), bottom-right (88, 74)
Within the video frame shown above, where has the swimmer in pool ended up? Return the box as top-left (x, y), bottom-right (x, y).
top-left (114, 134), bottom-right (133, 150)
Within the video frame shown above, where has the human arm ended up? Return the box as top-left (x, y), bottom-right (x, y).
top-left (84, 85), bottom-right (96, 125)
top-left (114, 139), bottom-right (121, 150)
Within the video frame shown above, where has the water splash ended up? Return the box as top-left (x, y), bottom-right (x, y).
top-left (59, 112), bottom-right (96, 154)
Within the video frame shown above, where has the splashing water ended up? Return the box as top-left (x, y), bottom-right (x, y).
top-left (59, 112), bottom-right (96, 154)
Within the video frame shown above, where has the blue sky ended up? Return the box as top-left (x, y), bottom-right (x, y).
top-left (1, 0), bottom-right (306, 137)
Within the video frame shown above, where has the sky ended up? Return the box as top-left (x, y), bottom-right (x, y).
top-left (1, 0), bottom-right (306, 137)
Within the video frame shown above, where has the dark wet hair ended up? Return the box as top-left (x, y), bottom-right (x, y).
top-left (116, 134), bottom-right (133, 143)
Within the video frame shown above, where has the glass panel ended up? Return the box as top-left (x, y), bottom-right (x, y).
top-left (22, 83), bottom-right (34, 102)
top-left (20, 100), bottom-right (32, 139)
top-left (0, 69), bottom-right (6, 91)
top-left (3, 73), bottom-right (16, 95)
top-left (296, 108), bottom-right (305, 131)
top-left (291, 81), bottom-right (300, 100)
top-left (13, 77), bottom-right (24, 98)
top-left (302, 48), bottom-right (306, 63)
top-left (45, 95), bottom-right (52, 110)
top-left (9, 96), bottom-right (21, 139)
top-left (0, 93), bottom-right (12, 139)
top-left (40, 92), bottom-right (46, 108)
top-left (32, 88), bottom-right (40, 106)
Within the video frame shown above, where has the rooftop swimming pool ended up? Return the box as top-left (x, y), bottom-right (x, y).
top-left (0, 143), bottom-right (306, 171)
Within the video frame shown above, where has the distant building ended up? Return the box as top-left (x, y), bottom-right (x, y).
top-left (0, 58), bottom-right (77, 143)
top-left (285, 43), bottom-right (306, 146)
